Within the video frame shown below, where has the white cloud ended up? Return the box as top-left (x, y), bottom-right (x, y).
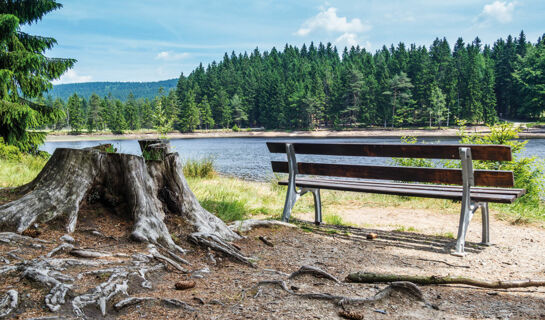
top-left (155, 51), bottom-right (190, 61)
top-left (335, 33), bottom-right (358, 48)
top-left (481, 1), bottom-right (516, 23)
top-left (52, 69), bottom-right (92, 84)
top-left (295, 7), bottom-right (370, 36)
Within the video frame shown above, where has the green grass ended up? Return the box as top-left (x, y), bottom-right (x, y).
top-left (1, 150), bottom-right (544, 226)
top-left (0, 155), bottom-right (48, 188)
top-left (323, 213), bottom-right (348, 226)
top-left (183, 157), bottom-right (216, 178)
top-left (394, 225), bottom-right (419, 233)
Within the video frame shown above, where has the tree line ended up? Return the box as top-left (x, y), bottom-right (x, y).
top-left (44, 30), bottom-right (545, 135)
top-left (174, 30), bottom-right (544, 130)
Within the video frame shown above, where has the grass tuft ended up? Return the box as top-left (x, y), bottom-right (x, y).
top-left (183, 157), bottom-right (216, 178)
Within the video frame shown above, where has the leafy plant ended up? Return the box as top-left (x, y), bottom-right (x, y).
top-left (390, 136), bottom-right (433, 168)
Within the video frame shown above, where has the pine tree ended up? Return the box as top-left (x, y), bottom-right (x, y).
top-left (230, 94), bottom-right (247, 127)
top-left (198, 95), bottom-right (214, 129)
top-left (87, 93), bottom-right (103, 132)
top-left (514, 41), bottom-right (545, 119)
top-left (67, 94), bottom-right (85, 134)
top-left (178, 89), bottom-right (200, 132)
top-left (124, 93), bottom-right (140, 130)
top-left (429, 86), bottom-right (447, 127)
top-left (383, 72), bottom-right (413, 128)
top-left (0, 0), bottom-right (75, 151)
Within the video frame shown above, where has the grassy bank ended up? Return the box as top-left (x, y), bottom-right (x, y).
top-left (1, 153), bottom-right (543, 226)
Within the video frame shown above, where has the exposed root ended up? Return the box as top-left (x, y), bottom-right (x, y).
top-left (229, 219), bottom-right (297, 233)
top-left (46, 243), bottom-right (74, 258)
top-left (148, 244), bottom-right (187, 272)
top-left (188, 232), bottom-right (255, 267)
top-left (21, 263), bottom-right (73, 312)
top-left (0, 232), bottom-right (50, 244)
top-left (289, 265), bottom-right (341, 283)
top-left (114, 296), bottom-right (195, 312)
top-left (72, 272), bottom-right (129, 317)
top-left (255, 280), bottom-right (426, 306)
top-left (70, 249), bottom-right (111, 259)
top-left (0, 289), bottom-right (18, 318)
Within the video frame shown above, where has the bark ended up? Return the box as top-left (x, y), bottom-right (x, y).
top-left (0, 140), bottom-right (244, 259)
top-left (346, 272), bottom-right (545, 289)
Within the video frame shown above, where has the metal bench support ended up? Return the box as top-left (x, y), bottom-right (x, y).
top-left (453, 147), bottom-right (490, 256)
top-left (281, 144), bottom-right (322, 224)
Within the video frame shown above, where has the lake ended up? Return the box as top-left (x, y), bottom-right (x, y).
top-left (41, 137), bottom-right (545, 181)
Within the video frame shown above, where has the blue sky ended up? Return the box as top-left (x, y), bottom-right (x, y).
top-left (21, 0), bottom-right (545, 84)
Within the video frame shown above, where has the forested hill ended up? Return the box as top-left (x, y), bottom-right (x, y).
top-left (49, 78), bottom-right (177, 101)
top-left (174, 30), bottom-right (544, 131)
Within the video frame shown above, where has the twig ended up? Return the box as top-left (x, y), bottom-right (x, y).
top-left (416, 258), bottom-right (470, 269)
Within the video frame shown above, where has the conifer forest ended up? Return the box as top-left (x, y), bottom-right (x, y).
top-left (45, 31), bottom-right (545, 134)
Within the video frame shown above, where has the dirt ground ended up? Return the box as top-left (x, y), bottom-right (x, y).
top-left (1, 193), bottom-right (545, 319)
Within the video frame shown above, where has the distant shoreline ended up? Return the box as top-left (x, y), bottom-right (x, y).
top-left (45, 127), bottom-right (545, 142)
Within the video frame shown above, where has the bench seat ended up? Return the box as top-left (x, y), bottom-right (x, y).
top-left (279, 178), bottom-right (525, 204)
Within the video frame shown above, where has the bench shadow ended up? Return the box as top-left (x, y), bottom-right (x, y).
top-left (292, 218), bottom-right (486, 255)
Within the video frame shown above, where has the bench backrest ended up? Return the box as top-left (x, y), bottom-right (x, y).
top-left (266, 142), bottom-right (514, 188)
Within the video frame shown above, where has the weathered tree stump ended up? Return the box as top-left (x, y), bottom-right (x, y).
top-left (0, 140), bottom-right (245, 260)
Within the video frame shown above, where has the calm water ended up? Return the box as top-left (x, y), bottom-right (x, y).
top-left (41, 137), bottom-right (545, 181)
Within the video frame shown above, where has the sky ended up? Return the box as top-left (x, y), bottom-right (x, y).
top-left (20, 0), bottom-right (545, 84)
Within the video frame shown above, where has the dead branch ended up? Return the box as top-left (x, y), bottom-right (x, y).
top-left (346, 272), bottom-right (545, 289)
top-left (229, 219), bottom-right (297, 233)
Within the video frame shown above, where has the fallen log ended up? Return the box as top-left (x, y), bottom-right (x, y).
top-left (346, 272), bottom-right (545, 289)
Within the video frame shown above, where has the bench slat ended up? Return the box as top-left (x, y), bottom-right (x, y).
top-left (278, 179), bottom-right (519, 203)
top-left (271, 161), bottom-right (515, 187)
top-left (266, 142), bottom-right (512, 161)
top-left (293, 177), bottom-right (526, 197)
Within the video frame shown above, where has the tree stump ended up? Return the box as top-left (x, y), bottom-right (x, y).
top-left (0, 140), bottom-right (247, 261)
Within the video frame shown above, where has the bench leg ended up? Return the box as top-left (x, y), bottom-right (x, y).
top-left (310, 189), bottom-right (322, 225)
top-left (453, 201), bottom-right (480, 256)
top-left (281, 183), bottom-right (299, 222)
top-left (481, 202), bottom-right (490, 246)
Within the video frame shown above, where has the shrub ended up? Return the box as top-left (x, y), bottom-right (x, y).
top-left (232, 124), bottom-right (240, 132)
top-left (452, 122), bottom-right (544, 207)
top-left (0, 138), bottom-right (22, 161)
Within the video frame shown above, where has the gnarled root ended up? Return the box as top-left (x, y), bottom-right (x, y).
top-left (188, 232), bottom-right (255, 267)
top-left (289, 265), bottom-right (341, 283)
top-left (0, 289), bottom-right (18, 318)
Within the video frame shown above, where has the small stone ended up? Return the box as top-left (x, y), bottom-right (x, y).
top-left (175, 280), bottom-right (196, 290)
top-left (366, 233), bottom-right (378, 240)
top-left (60, 234), bottom-right (75, 243)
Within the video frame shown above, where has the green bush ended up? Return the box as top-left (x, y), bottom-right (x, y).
top-left (183, 157), bottom-right (216, 178)
top-left (395, 123), bottom-right (545, 220)
top-left (452, 122), bottom-right (544, 209)
top-left (0, 138), bottom-right (23, 161)
top-left (232, 124), bottom-right (240, 132)
top-left (391, 136), bottom-right (433, 167)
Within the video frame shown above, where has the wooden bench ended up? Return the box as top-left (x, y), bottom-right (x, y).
top-left (266, 142), bottom-right (526, 256)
